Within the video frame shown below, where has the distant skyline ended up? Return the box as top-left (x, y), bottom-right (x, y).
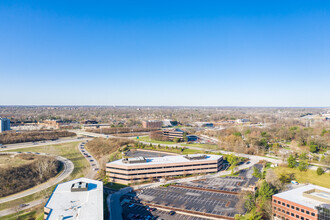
top-left (1, 1), bottom-right (330, 107)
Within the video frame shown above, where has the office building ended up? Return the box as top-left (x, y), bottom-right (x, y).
top-left (162, 128), bottom-right (185, 140)
top-left (0, 118), bottom-right (10, 132)
top-left (44, 178), bottom-right (103, 220)
top-left (142, 120), bottom-right (163, 128)
top-left (162, 119), bottom-right (178, 127)
top-left (272, 184), bottom-right (330, 220)
top-left (106, 154), bottom-right (223, 184)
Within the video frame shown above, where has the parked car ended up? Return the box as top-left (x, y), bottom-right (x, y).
top-left (169, 211), bottom-right (176, 215)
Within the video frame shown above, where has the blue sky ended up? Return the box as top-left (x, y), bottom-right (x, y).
top-left (1, 0), bottom-right (329, 106)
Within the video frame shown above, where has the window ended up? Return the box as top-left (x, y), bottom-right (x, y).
top-left (287, 204), bottom-right (290, 208)
top-left (296, 207), bottom-right (300, 211)
top-left (282, 202), bottom-right (286, 206)
top-left (282, 209), bottom-right (285, 213)
top-left (301, 217), bottom-right (304, 220)
top-left (311, 213), bottom-right (315, 216)
top-left (306, 211), bottom-right (310, 215)
top-left (278, 201), bottom-right (281, 204)
top-left (274, 199), bottom-right (277, 203)
top-left (301, 209), bottom-right (305, 213)
top-left (291, 205), bottom-right (295, 209)
top-left (291, 213), bottom-right (294, 217)
top-left (296, 215), bottom-right (299, 219)
top-left (286, 211), bottom-right (289, 215)
top-left (274, 207), bottom-right (277, 210)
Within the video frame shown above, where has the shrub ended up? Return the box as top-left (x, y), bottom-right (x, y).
top-left (316, 167), bottom-right (324, 175)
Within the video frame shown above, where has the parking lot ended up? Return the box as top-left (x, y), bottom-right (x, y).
top-left (175, 164), bottom-right (262, 193)
top-left (134, 186), bottom-right (238, 218)
top-left (122, 201), bottom-right (210, 220)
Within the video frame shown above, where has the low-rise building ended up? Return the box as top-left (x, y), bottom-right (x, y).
top-left (142, 120), bottom-right (163, 128)
top-left (162, 119), bottom-right (178, 127)
top-left (162, 128), bottom-right (185, 140)
top-left (106, 154), bottom-right (223, 184)
top-left (44, 178), bottom-right (103, 220)
top-left (272, 184), bottom-right (330, 220)
top-left (0, 118), bottom-right (10, 132)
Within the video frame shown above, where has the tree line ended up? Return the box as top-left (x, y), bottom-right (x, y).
top-left (0, 130), bottom-right (76, 144)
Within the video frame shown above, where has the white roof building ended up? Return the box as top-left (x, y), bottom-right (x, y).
top-left (107, 154), bottom-right (223, 167)
top-left (274, 184), bottom-right (330, 209)
top-left (44, 178), bottom-right (103, 220)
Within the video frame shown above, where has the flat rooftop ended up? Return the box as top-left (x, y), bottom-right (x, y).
top-left (45, 178), bottom-right (103, 220)
top-left (273, 184), bottom-right (330, 209)
top-left (107, 154), bottom-right (222, 167)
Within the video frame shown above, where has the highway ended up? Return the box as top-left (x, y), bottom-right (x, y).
top-left (0, 137), bottom-right (91, 152)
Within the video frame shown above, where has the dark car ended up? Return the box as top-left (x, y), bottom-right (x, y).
top-left (169, 211), bottom-right (176, 215)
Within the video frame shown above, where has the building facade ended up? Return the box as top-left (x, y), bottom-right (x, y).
top-left (44, 178), bottom-right (103, 220)
top-left (0, 118), bottom-right (10, 132)
top-left (272, 184), bottom-right (330, 220)
top-left (142, 120), bottom-right (163, 128)
top-left (106, 154), bottom-right (223, 184)
top-left (162, 128), bottom-right (185, 140)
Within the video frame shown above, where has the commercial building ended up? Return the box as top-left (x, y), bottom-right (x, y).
top-left (106, 154), bottom-right (223, 184)
top-left (0, 118), bottom-right (10, 132)
top-left (44, 178), bottom-right (103, 220)
top-left (272, 184), bottom-right (330, 220)
top-left (194, 122), bottom-right (214, 128)
top-left (162, 128), bottom-right (185, 140)
top-left (162, 119), bottom-right (178, 127)
top-left (142, 120), bottom-right (163, 128)
top-left (187, 135), bottom-right (198, 142)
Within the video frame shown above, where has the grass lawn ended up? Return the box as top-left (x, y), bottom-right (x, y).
top-left (0, 206), bottom-right (44, 220)
top-left (274, 166), bottom-right (330, 188)
top-left (104, 182), bottom-right (128, 190)
top-left (5, 141), bottom-right (89, 179)
top-left (181, 143), bottom-right (218, 150)
top-left (0, 142), bottom-right (89, 212)
top-left (137, 136), bottom-right (175, 145)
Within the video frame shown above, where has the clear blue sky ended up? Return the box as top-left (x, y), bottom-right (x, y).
top-left (1, 0), bottom-right (329, 106)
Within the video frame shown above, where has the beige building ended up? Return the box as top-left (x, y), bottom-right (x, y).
top-left (142, 120), bottom-right (162, 128)
top-left (106, 154), bottom-right (223, 184)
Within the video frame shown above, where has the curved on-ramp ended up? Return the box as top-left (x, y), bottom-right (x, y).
top-left (0, 152), bottom-right (74, 204)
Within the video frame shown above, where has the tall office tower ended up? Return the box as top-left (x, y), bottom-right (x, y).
top-left (0, 118), bottom-right (10, 132)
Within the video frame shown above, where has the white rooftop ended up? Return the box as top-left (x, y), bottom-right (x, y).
top-left (274, 184), bottom-right (330, 209)
top-left (45, 178), bottom-right (103, 220)
top-left (107, 154), bottom-right (222, 167)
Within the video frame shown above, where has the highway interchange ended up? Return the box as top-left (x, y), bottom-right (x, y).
top-left (0, 130), bottom-right (328, 219)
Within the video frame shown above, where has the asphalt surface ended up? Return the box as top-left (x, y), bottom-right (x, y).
top-left (0, 137), bottom-right (90, 152)
top-left (78, 141), bottom-right (100, 179)
top-left (0, 152), bottom-right (74, 204)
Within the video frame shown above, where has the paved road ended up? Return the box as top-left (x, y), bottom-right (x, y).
top-left (0, 137), bottom-right (91, 152)
top-left (108, 187), bottom-right (133, 220)
top-left (0, 198), bottom-right (44, 217)
top-left (78, 142), bottom-right (100, 179)
top-left (0, 152), bottom-right (74, 204)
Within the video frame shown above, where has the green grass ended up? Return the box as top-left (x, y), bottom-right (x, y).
top-left (137, 136), bottom-right (175, 145)
top-left (181, 143), bottom-right (218, 150)
top-left (104, 182), bottom-right (128, 190)
top-left (5, 141), bottom-right (89, 179)
top-left (0, 142), bottom-right (89, 213)
top-left (0, 207), bottom-right (44, 220)
top-left (274, 166), bottom-right (330, 188)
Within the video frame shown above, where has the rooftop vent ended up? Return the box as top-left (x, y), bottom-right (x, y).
top-left (122, 156), bottom-right (147, 164)
top-left (71, 181), bottom-right (88, 192)
top-left (184, 154), bottom-right (207, 160)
